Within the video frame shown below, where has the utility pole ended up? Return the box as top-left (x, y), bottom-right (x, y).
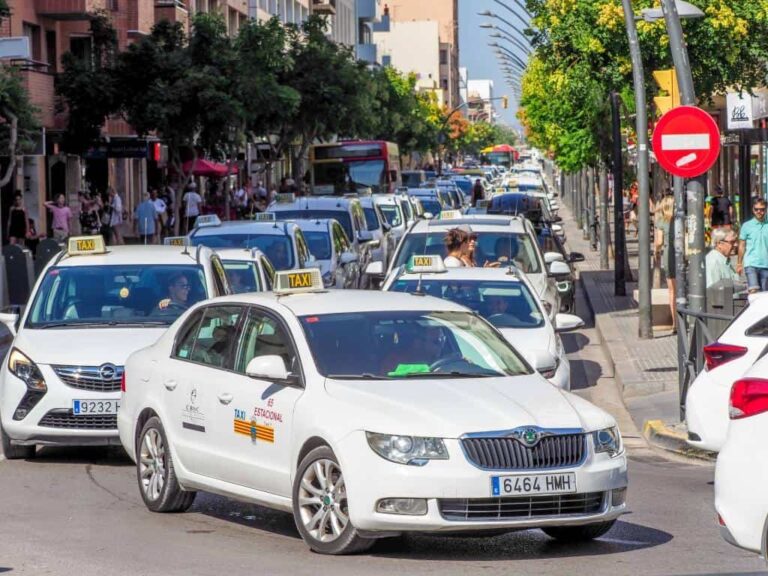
top-left (621, 0), bottom-right (653, 338)
top-left (588, 167), bottom-right (598, 248)
top-left (612, 92), bottom-right (626, 296)
top-left (660, 0), bottom-right (706, 315)
top-left (600, 165), bottom-right (610, 268)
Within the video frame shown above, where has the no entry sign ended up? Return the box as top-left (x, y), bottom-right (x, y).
top-left (651, 105), bottom-right (721, 178)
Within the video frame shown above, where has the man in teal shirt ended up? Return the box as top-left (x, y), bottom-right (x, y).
top-left (707, 228), bottom-right (740, 288)
top-left (738, 199), bottom-right (768, 293)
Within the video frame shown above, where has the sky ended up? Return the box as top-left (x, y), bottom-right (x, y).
top-left (458, 0), bottom-right (529, 127)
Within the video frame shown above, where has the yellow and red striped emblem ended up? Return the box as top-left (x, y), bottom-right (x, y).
top-left (234, 418), bottom-right (275, 443)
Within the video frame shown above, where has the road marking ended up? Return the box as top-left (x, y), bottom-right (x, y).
top-left (661, 133), bottom-right (710, 150)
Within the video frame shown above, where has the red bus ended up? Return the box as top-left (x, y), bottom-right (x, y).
top-left (310, 141), bottom-right (402, 195)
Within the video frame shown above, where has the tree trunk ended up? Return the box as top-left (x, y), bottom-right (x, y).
top-left (0, 108), bottom-right (18, 189)
top-left (170, 147), bottom-right (197, 235)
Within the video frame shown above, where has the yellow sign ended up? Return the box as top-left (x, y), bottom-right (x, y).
top-left (274, 268), bottom-right (323, 294)
top-left (288, 272), bottom-right (313, 289)
top-left (164, 236), bottom-right (186, 246)
top-left (412, 256), bottom-right (432, 268)
top-left (652, 68), bottom-right (680, 116)
top-left (407, 254), bottom-right (446, 274)
top-left (67, 235), bottom-right (106, 256)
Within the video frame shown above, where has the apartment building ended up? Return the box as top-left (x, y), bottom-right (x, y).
top-left (248, 0), bottom-right (310, 24)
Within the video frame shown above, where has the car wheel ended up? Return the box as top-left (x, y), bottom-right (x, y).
top-left (541, 520), bottom-right (616, 542)
top-left (293, 446), bottom-right (374, 555)
top-left (0, 421), bottom-right (35, 460)
top-left (136, 416), bottom-right (196, 513)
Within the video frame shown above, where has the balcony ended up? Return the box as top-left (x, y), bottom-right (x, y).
top-left (312, 0), bottom-right (336, 15)
top-left (357, 0), bottom-right (380, 22)
top-left (34, 0), bottom-right (108, 20)
top-left (21, 68), bottom-right (55, 127)
top-left (355, 42), bottom-right (377, 64)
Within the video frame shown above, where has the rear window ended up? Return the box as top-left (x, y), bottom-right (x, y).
top-left (191, 233), bottom-right (295, 271)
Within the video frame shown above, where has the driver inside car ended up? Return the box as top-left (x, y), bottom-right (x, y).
top-left (154, 273), bottom-right (191, 313)
top-left (380, 325), bottom-right (446, 375)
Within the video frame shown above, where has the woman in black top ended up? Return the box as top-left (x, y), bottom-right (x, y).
top-left (7, 193), bottom-right (27, 245)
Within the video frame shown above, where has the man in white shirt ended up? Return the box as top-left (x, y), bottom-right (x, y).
top-left (183, 183), bottom-right (203, 233)
top-left (150, 188), bottom-right (167, 240)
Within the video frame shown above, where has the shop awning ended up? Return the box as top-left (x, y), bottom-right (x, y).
top-left (181, 158), bottom-right (237, 178)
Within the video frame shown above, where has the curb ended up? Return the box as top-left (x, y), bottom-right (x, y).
top-left (642, 419), bottom-right (716, 462)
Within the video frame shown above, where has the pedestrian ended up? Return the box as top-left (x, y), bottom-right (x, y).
top-left (737, 198), bottom-right (768, 293)
top-left (44, 193), bottom-right (73, 243)
top-left (443, 228), bottom-right (469, 267)
top-left (150, 188), bottom-right (167, 241)
top-left (471, 179), bottom-right (484, 207)
top-left (183, 182), bottom-right (203, 233)
top-left (706, 228), bottom-right (740, 288)
top-left (134, 191), bottom-right (158, 245)
top-left (7, 193), bottom-right (28, 245)
top-left (710, 185), bottom-right (733, 229)
top-left (78, 192), bottom-right (101, 235)
top-left (108, 187), bottom-right (124, 245)
top-left (656, 195), bottom-right (677, 331)
top-left (255, 180), bottom-right (267, 203)
top-left (233, 182), bottom-right (247, 219)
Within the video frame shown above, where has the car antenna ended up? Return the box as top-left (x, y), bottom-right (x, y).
top-left (415, 271), bottom-right (425, 295)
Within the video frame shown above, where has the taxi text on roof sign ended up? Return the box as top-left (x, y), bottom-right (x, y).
top-left (439, 209), bottom-right (462, 220)
top-left (274, 268), bottom-right (324, 294)
top-left (253, 212), bottom-right (276, 222)
top-left (195, 214), bottom-right (221, 228)
top-left (275, 193), bottom-right (296, 203)
top-left (67, 235), bottom-right (107, 256)
top-left (163, 236), bottom-right (187, 247)
top-left (406, 254), bottom-right (446, 274)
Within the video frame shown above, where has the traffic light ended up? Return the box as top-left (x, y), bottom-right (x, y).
top-left (501, 96), bottom-right (509, 109)
top-left (652, 69), bottom-right (680, 116)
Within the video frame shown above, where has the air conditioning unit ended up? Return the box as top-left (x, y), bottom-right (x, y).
top-left (312, 0), bottom-right (336, 15)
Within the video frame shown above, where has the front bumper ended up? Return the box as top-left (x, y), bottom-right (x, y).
top-left (0, 364), bottom-right (120, 446)
top-left (336, 433), bottom-right (627, 533)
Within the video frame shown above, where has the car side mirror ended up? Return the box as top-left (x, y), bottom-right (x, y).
top-left (544, 251), bottom-right (565, 264)
top-left (246, 355), bottom-right (290, 382)
top-left (555, 313), bottom-right (585, 333)
top-left (365, 261), bottom-right (384, 276)
top-left (568, 252), bottom-right (585, 263)
top-left (357, 230), bottom-right (374, 243)
top-left (548, 260), bottom-right (571, 276)
top-left (531, 350), bottom-right (558, 379)
top-left (0, 311), bottom-right (19, 336)
top-left (423, 212), bottom-right (434, 220)
top-left (381, 221), bottom-right (392, 232)
top-left (553, 215), bottom-right (563, 223)
top-left (339, 251), bottom-right (358, 265)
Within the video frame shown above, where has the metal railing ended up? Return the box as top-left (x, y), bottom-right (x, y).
top-left (676, 306), bottom-right (734, 420)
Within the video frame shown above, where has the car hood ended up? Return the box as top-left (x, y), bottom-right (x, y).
top-left (14, 327), bottom-right (167, 366)
top-left (325, 375), bottom-right (610, 438)
top-left (498, 327), bottom-right (554, 363)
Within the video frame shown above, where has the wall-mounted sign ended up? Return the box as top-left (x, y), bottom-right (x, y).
top-left (727, 91), bottom-right (755, 130)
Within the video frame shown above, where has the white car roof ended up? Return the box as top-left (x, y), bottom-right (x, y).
top-left (214, 247), bottom-right (268, 261)
top-left (52, 245), bottom-right (213, 267)
top-left (294, 219), bottom-right (335, 233)
top-left (209, 289), bottom-right (469, 316)
top-left (372, 194), bottom-right (398, 206)
top-left (191, 221), bottom-right (295, 237)
top-left (269, 196), bottom-right (356, 211)
top-left (409, 216), bottom-right (528, 234)
top-left (394, 267), bottom-right (529, 284)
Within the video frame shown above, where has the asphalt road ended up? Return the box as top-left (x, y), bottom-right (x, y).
top-left (0, 286), bottom-right (765, 575)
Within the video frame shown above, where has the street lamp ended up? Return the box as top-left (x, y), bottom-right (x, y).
top-left (479, 22), bottom-right (532, 54)
top-left (490, 43), bottom-right (527, 69)
top-left (489, 31), bottom-right (532, 57)
top-left (478, 11), bottom-right (533, 48)
top-left (494, 52), bottom-right (526, 74)
top-left (487, 0), bottom-right (529, 28)
top-left (640, 0), bottom-right (704, 22)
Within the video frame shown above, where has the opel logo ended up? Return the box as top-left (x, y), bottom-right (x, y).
top-left (99, 363), bottom-right (117, 381)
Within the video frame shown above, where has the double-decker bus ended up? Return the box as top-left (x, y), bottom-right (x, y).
top-left (310, 141), bottom-right (402, 195)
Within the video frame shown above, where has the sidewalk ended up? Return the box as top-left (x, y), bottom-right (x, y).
top-left (557, 200), bottom-right (712, 459)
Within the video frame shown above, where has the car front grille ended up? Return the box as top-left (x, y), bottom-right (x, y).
top-left (461, 434), bottom-right (586, 470)
top-left (52, 365), bottom-right (124, 393)
top-left (438, 492), bottom-right (605, 521)
top-left (38, 410), bottom-right (117, 430)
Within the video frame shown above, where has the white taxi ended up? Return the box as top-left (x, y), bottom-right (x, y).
top-left (292, 218), bottom-right (362, 289)
top-left (215, 247), bottom-right (275, 293)
top-left (118, 269), bottom-right (627, 555)
top-left (382, 256), bottom-right (583, 390)
top-left (0, 236), bottom-right (230, 459)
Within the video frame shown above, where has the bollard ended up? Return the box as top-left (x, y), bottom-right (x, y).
top-left (2, 245), bottom-right (34, 306)
top-left (35, 239), bottom-right (63, 278)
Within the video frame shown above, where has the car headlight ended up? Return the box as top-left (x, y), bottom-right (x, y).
top-left (8, 348), bottom-right (47, 391)
top-left (593, 427), bottom-right (622, 457)
top-left (366, 432), bottom-right (449, 465)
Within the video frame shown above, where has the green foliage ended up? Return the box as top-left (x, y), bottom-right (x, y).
top-left (0, 67), bottom-right (40, 154)
top-left (519, 0), bottom-right (768, 170)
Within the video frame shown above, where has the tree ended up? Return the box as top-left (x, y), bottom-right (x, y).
top-left (0, 67), bottom-right (40, 188)
top-left (56, 11), bottom-right (118, 154)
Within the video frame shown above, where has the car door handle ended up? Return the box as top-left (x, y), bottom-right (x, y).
top-left (164, 379), bottom-right (177, 391)
top-left (218, 393), bottom-right (233, 405)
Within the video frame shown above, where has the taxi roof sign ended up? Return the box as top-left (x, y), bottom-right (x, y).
top-left (439, 209), bottom-right (463, 221)
top-left (274, 268), bottom-right (325, 295)
top-left (253, 212), bottom-right (276, 222)
top-left (195, 214), bottom-right (221, 229)
top-left (406, 255), bottom-right (447, 274)
top-left (275, 193), bottom-right (296, 204)
top-left (163, 236), bottom-right (187, 247)
top-left (476, 199), bottom-right (490, 209)
top-left (67, 235), bottom-right (106, 256)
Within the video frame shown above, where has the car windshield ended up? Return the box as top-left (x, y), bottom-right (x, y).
top-left (363, 207), bottom-right (379, 231)
top-left (300, 310), bottom-right (530, 379)
top-left (272, 209), bottom-right (353, 241)
top-left (393, 232), bottom-right (541, 273)
top-left (378, 204), bottom-right (402, 227)
top-left (26, 265), bottom-right (207, 328)
top-left (416, 199), bottom-right (442, 216)
top-left (402, 172), bottom-right (424, 188)
top-left (303, 231), bottom-right (332, 260)
top-left (191, 234), bottom-right (295, 271)
top-left (389, 280), bottom-right (544, 329)
top-left (398, 199), bottom-right (413, 221)
top-left (313, 160), bottom-right (386, 194)
top-left (222, 260), bottom-right (261, 294)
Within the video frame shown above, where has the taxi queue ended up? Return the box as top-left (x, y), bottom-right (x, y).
top-left (0, 165), bottom-right (629, 555)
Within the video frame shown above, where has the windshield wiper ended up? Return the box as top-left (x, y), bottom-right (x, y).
top-left (398, 371), bottom-right (499, 379)
top-left (37, 320), bottom-right (170, 329)
top-left (327, 373), bottom-right (390, 380)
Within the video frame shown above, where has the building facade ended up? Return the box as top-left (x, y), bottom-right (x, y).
top-left (3, 0), bottom-right (248, 242)
top-left (248, 0), bottom-right (310, 24)
top-left (467, 79), bottom-right (495, 124)
top-left (355, 0), bottom-right (382, 64)
top-left (384, 0), bottom-right (459, 109)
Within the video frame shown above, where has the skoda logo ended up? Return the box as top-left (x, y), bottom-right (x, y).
top-left (99, 363), bottom-right (117, 381)
top-left (522, 428), bottom-right (539, 446)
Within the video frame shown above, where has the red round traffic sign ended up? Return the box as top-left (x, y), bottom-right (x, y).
top-left (651, 105), bottom-right (720, 178)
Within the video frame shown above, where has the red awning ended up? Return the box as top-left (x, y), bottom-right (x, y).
top-left (181, 159), bottom-right (237, 178)
top-left (493, 144), bottom-right (516, 153)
